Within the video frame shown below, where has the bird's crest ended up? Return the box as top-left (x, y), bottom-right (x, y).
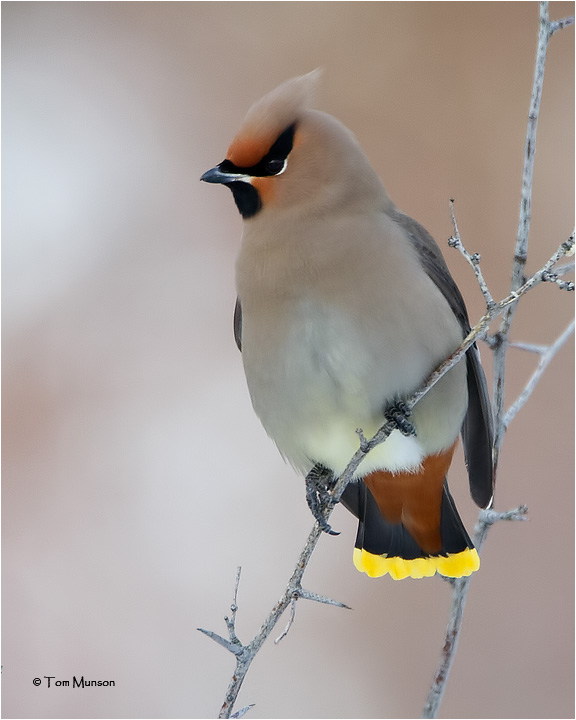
top-left (227, 70), bottom-right (322, 168)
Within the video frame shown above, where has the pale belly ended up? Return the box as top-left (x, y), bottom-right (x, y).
top-left (301, 415), bottom-right (425, 477)
top-left (241, 298), bottom-right (467, 478)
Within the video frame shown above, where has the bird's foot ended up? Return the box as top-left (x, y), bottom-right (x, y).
top-left (384, 400), bottom-right (416, 437)
top-left (305, 464), bottom-right (340, 536)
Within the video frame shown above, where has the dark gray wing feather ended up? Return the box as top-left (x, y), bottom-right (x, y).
top-left (233, 298), bottom-right (242, 352)
top-left (392, 210), bottom-right (494, 508)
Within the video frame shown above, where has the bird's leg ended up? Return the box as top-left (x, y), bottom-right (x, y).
top-left (305, 464), bottom-right (340, 536)
top-left (384, 400), bottom-right (416, 437)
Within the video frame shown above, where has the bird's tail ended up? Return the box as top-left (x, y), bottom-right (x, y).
top-left (341, 479), bottom-right (479, 580)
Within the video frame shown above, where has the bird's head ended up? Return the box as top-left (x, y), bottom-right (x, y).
top-left (201, 71), bottom-right (388, 219)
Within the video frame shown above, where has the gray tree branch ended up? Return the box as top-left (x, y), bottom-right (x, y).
top-left (492, 0), bottom-right (573, 472)
top-left (423, 3), bottom-right (573, 717)
top-left (199, 3), bottom-right (574, 717)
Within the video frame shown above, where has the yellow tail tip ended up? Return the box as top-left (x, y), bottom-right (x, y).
top-left (352, 547), bottom-right (480, 580)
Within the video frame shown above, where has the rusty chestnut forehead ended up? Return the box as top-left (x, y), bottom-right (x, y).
top-left (226, 124), bottom-right (295, 170)
top-left (227, 131), bottom-right (279, 168)
top-left (225, 70), bottom-right (321, 166)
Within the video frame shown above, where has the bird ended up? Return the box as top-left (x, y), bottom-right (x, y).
top-left (201, 71), bottom-right (494, 580)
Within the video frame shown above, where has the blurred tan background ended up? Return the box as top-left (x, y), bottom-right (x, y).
top-left (2, 2), bottom-right (574, 718)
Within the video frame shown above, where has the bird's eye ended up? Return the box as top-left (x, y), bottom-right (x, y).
top-left (266, 158), bottom-right (286, 175)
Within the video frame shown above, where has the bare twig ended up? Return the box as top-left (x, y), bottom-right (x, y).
top-left (493, 0), bottom-right (557, 471)
top-left (504, 320), bottom-right (575, 429)
top-left (509, 340), bottom-right (549, 353)
top-left (274, 586), bottom-right (350, 644)
top-left (541, 262), bottom-right (575, 291)
top-left (422, 506), bottom-right (529, 719)
top-left (510, 1), bottom-right (551, 297)
top-left (549, 15), bottom-right (575, 34)
top-left (299, 588), bottom-right (352, 609)
top-left (448, 199), bottom-right (495, 309)
top-left (549, 260), bottom-right (575, 277)
top-left (423, 5), bottom-right (573, 717)
top-left (198, 567), bottom-right (246, 658)
top-left (225, 567), bottom-right (242, 645)
top-left (231, 705), bottom-right (255, 719)
top-left (274, 596), bottom-right (298, 645)
top-left (201, 4), bottom-right (574, 717)
top-left (197, 628), bottom-right (245, 657)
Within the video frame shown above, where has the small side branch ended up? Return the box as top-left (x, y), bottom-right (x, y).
top-left (274, 596), bottom-right (298, 645)
top-left (231, 705), bottom-right (256, 719)
top-left (549, 16), bottom-right (575, 35)
top-left (198, 567), bottom-right (246, 658)
top-left (275, 586), bottom-right (351, 644)
top-left (504, 320), bottom-right (575, 429)
top-left (298, 588), bottom-right (352, 609)
top-left (448, 199), bottom-right (495, 309)
top-left (541, 261), bottom-right (575, 291)
top-left (225, 567), bottom-right (242, 646)
top-left (197, 628), bottom-right (245, 657)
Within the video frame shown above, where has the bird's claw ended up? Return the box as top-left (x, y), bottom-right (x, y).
top-left (305, 465), bottom-right (340, 535)
top-left (384, 401), bottom-right (416, 437)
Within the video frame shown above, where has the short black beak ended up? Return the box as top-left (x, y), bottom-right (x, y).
top-left (201, 162), bottom-right (260, 219)
top-left (200, 163), bottom-right (238, 185)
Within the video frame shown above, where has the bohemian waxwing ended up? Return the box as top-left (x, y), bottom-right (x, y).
top-left (201, 71), bottom-right (494, 580)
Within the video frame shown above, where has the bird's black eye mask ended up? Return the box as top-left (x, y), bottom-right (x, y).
top-left (221, 122), bottom-right (297, 178)
top-left (201, 123), bottom-right (297, 218)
